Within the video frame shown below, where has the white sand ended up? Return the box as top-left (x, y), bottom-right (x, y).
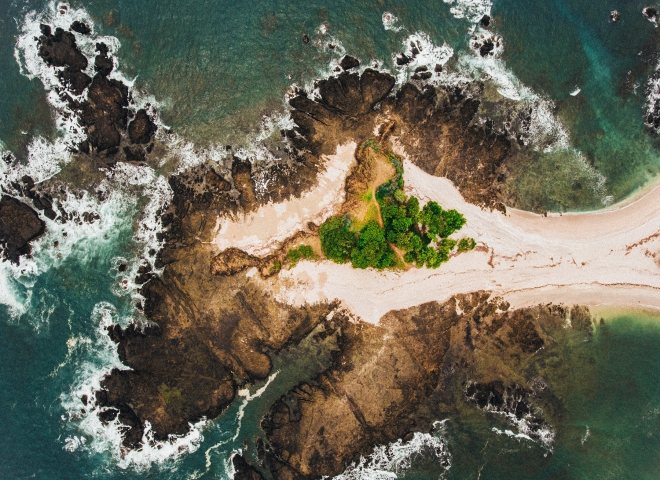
top-left (213, 143), bottom-right (356, 256)
top-left (265, 153), bottom-right (660, 323)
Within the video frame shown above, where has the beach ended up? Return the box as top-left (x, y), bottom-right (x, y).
top-left (219, 143), bottom-right (660, 324)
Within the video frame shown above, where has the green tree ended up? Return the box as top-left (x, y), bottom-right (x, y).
top-left (351, 221), bottom-right (395, 269)
top-left (319, 216), bottom-right (357, 263)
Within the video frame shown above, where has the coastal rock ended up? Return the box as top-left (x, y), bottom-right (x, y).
top-left (339, 55), bottom-right (360, 71)
top-left (80, 75), bottom-right (129, 152)
top-left (211, 247), bottom-right (260, 276)
top-left (70, 20), bottom-right (91, 35)
top-left (38, 25), bottom-right (88, 71)
top-left (257, 294), bottom-right (592, 478)
top-left (97, 58), bottom-right (576, 453)
top-left (643, 7), bottom-right (658, 26)
top-left (128, 109), bottom-right (157, 144)
top-left (0, 195), bottom-right (46, 263)
top-left (94, 42), bottom-right (114, 76)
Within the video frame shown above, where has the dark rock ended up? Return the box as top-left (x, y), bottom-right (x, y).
top-left (94, 42), bottom-right (114, 76)
top-left (59, 67), bottom-right (91, 95)
top-left (0, 196), bottom-right (46, 263)
top-left (610, 10), bottom-right (620, 23)
top-left (395, 53), bottom-right (411, 66)
top-left (302, 33), bottom-right (310, 44)
top-left (70, 21), bottom-right (91, 35)
top-left (479, 40), bottom-right (495, 57)
top-left (317, 72), bottom-right (362, 114)
top-left (434, 64), bottom-right (443, 73)
top-left (123, 145), bottom-right (146, 161)
top-left (480, 15), bottom-right (491, 27)
top-left (359, 69), bottom-right (395, 111)
top-left (412, 71), bottom-right (432, 81)
top-left (38, 27), bottom-right (88, 71)
top-left (643, 7), bottom-right (657, 19)
top-left (232, 455), bottom-right (265, 480)
top-left (128, 109), bottom-right (157, 144)
top-left (339, 55), bottom-right (360, 71)
top-left (81, 75), bottom-right (129, 152)
top-left (414, 65), bottom-right (428, 73)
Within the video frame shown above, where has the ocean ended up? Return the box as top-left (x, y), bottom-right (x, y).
top-left (0, 0), bottom-right (658, 479)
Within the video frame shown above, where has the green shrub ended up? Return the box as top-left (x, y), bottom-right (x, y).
top-left (319, 216), bottom-right (357, 263)
top-left (457, 237), bottom-right (477, 252)
top-left (287, 244), bottom-right (316, 266)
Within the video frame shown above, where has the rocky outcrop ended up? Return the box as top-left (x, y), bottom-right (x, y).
top-left (36, 20), bottom-right (158, 162)
top-left (0, 195), bottom-right (45, 263)
top-left (128, 109), bottom-right (157, 144)
top-left (286, 69), bottom-right (513, 209)
top-left (257, 294), bottom-right (593, 479)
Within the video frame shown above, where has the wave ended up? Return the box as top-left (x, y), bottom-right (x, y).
top-left (443, 0), bottom-right (492, 26)
top-left (331, 421), bottom-right (451, 480)
top-left (382, 12), bottom-right (403, 32)
top-left (644, 60), bottom-right (660, 134)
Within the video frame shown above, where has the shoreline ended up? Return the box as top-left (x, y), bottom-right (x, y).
top-left (242, 143), bottom-right (660, 324)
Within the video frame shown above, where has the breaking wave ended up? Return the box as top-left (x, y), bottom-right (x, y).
top-left (331, 421), bottom-right (451, 480)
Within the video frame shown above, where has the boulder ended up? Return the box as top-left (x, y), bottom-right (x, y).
top-left (128, 109), bottom-right (157, 144)
top-left (0, 196), bottom-right (45, 263)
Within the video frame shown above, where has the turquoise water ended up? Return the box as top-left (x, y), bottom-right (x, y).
top-left (1, 0), bottom-right (659, 478)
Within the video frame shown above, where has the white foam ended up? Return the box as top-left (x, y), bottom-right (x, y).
top-left (394, 32), bottom-right (454, 85)
top-left (59, 301), bottom-right (208, 470)
top-left (331, 421), bottom-right (451, 480)
top-left (644, 60), bottom-right (660, 134)
top-left (106, 163), bottom-right (173, 273)
top-left (484, 401), bottom-right (556, 449)
top-left (455, 52), bottom-right (571, 152)
top-left (443, 0), bottom-right (492, 25)
top-left (570, 86), bottom-right (581, 97)
top-left (382, 12), bottom-right (403, 32)
top-left (643, 7), bottom-right (659, 28)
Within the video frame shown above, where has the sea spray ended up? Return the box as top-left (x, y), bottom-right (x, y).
top-left (331, 421), bottom-right (451, 480)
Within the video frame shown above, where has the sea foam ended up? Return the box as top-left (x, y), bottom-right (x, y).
top-left (331, 421), bottom-right (451, 480)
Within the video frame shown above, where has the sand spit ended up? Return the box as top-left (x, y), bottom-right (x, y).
top-left (248, 146), bottom-right (660, 324)
top-left (213, 143), bottom-right (357, 256)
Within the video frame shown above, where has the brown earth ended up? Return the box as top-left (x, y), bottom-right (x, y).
top-left (256, 293), bottom-right (593, 479)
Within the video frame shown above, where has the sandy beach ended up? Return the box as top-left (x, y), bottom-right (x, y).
top-left (214, 142), bottom-right (357, 256)
top-left (218, 143), bottom-right (660, 324)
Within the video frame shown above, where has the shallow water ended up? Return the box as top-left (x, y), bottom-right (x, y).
top-left (0, 0), bottom-right (659, 478)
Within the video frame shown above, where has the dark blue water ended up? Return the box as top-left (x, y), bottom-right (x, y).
top-left (1, 1), bottom-right (659, 478)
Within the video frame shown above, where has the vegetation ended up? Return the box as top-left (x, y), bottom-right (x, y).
top-left (319, 216), bottom-right (357, 263)
top-left (286, 244), bottom-right (317, 266)
top-left (318, 143), bottom-right (476, 270)
top-left (269, 259), bottom-right (282, 275)
top-left (158, 383), bottom-right (184, 413)
top-left (351, 220), bottom-right (397, 269)
top-left (457, 237), bottom-right (477, 252)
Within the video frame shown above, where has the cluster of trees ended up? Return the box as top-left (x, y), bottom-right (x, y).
top-left (319, 217), bottom-right (396, 269)
top-left (318, 150), bottom-right (476, 270)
